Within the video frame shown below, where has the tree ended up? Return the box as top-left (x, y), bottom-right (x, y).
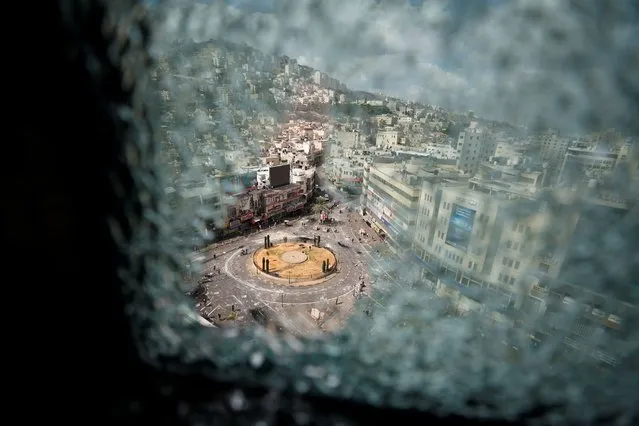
top-left (311, 196), bottom-right (328, 215)
top-left (311, 202), bottom-right (326, 215)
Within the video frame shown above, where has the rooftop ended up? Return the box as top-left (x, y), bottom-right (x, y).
top-left (263, 183), bottom-right (301, 194)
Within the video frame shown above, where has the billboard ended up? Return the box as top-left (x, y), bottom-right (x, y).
top-left (445, 204), bottom-right (476, 252)
top-left (269, 164), bottom-right (291, 188)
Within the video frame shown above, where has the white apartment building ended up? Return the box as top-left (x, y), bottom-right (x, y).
top-left (558, 146), bottom-right (618, 186)
top-left (413, 178), bottom-right (579, 296)
top-left (335, 130), bottom-right (360, 148)
top-left (615, 139), bottom-right (635, 163)
top-left (425, 144), bottom-right (459, 160)
top-left (284, 59), bottom-right (299, 75)
top-left (376, 128), bottom-right (401, 148)
top-left (455, 124), bottom-right (496, 176)
top-left (313, 70), bottom-right (328, 87)
top-left (375, 114), bottom-right (395, 127)
top-left (290, 167), bottom-right (315, 195)
top-left (540, 132), bottom-right (570, 164)
top-left (410, 173), bottom-right (635, 356)
top-left (494, 141), bottom-right (526, 159)
top-left (361, 162), bottom-right (424, 250)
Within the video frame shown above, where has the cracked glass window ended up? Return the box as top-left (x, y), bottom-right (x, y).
top-left (120, 0), bottom-right (638, 424)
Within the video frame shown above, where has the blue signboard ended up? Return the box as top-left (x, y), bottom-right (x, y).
top-left (445, 204), bottom-right (476, 253)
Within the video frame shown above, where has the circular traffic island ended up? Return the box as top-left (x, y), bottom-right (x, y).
top-left (253, 242), bottom-right (337, 285)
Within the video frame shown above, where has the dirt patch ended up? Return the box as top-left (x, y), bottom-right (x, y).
top-left (253, 242), bottom-right (336, 280)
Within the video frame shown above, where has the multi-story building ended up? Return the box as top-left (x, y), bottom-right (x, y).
top-left (455, 123), bottom-right (496, 176)
top-left (313, 70), bottom-right (328, 87)
top-left (361, 161), bottom-right (426, 251)
top-left (558, 146), bottom-right (618, 186)
top-left (539, 131), bottom-right (570, 164)
top-left (290, 167), bottom-right (315, 196)
top-left (407, 164), bottom-right (636, 362)
top-left (375, 127), bottom-right (401, 149)
top-left (411, 169), bottom-right (580, 303)
top-left (361, 135), bottom-right (636, 365)
top-left (261, 183), bottom-right (306, 220)
top-left (470, 161), bottom-right (545, 198)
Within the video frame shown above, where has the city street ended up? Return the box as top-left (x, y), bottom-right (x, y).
top-left (192, 206), bottom-right (391, 335)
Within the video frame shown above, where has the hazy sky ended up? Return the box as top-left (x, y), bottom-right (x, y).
top-left (209, 0), bottom-right (497, 107)
top-left (159, 0), bottom-right (638, 128)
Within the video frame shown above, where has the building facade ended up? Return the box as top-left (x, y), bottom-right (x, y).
top-left (455, 124), bottom-right (496, 176)
top-left (361, 162), bottom-right (423, 250)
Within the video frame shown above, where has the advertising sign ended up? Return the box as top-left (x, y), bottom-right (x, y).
top-left (445, 204), bottom-right (476, 252)
top-left (287, 202), bottom-right (305, 212)
top-left (240, 212), bottom-right (254, 222)
top-left (269, 164), bottom-right (291, 188)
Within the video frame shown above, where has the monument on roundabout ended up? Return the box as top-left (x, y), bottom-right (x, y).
top-left (252, 234), bottom-right (337, 285)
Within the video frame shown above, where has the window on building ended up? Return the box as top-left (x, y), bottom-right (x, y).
top-left (515, 261), bottom-right (520, 270)
top-left (539, 263), bottom-right (551, 273)
top-left (506, 240), bottom-right (512, 249)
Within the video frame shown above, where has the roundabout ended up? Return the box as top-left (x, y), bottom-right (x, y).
top-left (217, 226), bottom-right (371, 307)
top-left (253, 241), bottom-right (337, 285)
top-left (196, 216), bottom-right (377, 333)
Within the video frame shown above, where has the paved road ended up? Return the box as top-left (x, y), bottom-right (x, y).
top-left (192, 210), bottom-right (387, 334)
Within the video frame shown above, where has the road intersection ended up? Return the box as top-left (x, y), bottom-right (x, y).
top-left (192, 208), bottom-right (389, 334)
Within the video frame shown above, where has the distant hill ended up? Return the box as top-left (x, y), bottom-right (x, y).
top-left (351, 90), bottom-right (385, 101)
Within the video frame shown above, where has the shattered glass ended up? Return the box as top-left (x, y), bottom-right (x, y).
top-left (113, 0), bottom-right (639, 424)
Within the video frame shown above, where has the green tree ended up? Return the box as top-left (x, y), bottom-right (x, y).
top-left (311, 196), bottom-right (328, 215)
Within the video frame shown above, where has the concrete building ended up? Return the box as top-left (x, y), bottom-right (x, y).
top-left (290, 167), bottom-right (315, 196)
top-left (335, 130), bottom-right (360, 149)
top-left (469, 161), bottom-right (545, 198)
top-left (284, 59), bottom-right (298, 75)
top-left (424, 143), bottom-right (459, 160)
top-left (261, 183), bottom-right (307, 220)
top-left (313, 70), bottom-right (328, 87)
top-left (375, 127), bottom-right (401, 149)
top-left (455, 123), bottom-right (496, 176)
top-left (558, 146), bottom-right (618, 187)
top-left (539, 131), bottom-right (570, 165)
top-left (361, 161), bottom-right (427, 250)
top-left (411, 170), bottom-right (580, 302)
